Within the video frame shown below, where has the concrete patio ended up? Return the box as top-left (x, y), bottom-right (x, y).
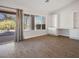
top-left (0, 31), bottom-right (15, 45)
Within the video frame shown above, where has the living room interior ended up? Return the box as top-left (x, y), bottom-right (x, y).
top-left (0, 0), bottom-right (79, 58)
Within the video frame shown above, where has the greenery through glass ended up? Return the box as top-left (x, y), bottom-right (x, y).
top-left (0, 13), bottom-right (16, 32)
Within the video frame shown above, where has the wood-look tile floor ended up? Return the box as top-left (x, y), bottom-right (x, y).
top-left (0, 35), bottom-right (79, 58)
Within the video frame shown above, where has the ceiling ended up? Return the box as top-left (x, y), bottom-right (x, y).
top-left (0, 0), bottom-right (76, 14)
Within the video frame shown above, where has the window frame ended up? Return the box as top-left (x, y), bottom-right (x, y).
top-left (34, 15), bottom-right (46, 30)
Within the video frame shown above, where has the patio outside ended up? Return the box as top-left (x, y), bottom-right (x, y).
top-left (0, 13), bottom-right (16, 44)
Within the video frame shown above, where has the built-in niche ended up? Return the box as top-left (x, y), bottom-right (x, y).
top-left (73, 12), bottom-right (79, 29)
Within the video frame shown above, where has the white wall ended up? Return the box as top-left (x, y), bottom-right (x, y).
top-left (23, 30), bottom-right (47, 39)
top-left (55, 0), bottom-right (79, 29)
top-left (48, 0), bottom-right (79, 39)
top-left (47, 14), bottom-right (58, 36)
top-left (58, 10), bottom-right (73, 29)
top-left (58, 0), bottom-right (79, 39)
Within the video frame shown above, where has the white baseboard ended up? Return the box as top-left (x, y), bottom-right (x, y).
top-left (24, 34), bottom-right (47, 39)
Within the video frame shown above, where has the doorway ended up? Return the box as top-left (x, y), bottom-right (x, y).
top-left (0, 10), bottom-right (16, 44)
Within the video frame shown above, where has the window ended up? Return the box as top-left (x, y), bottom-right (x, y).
top-left (35, 16), bottom-right (46, 30)
top-left (23, 15), bottom-right (46, 31)
top-left (23, 14), bottom-right (32, 31)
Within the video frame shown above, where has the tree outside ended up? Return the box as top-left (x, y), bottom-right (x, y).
top-left (0, 13), bottom-right (16, 32)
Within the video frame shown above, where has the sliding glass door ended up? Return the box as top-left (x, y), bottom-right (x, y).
top-left (0, 12), bottom-right (16, 44)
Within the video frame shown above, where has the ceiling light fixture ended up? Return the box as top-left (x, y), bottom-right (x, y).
top-left (45, 0), bottom-right (50, 3)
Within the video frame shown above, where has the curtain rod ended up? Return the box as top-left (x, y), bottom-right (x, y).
top-left (0, 5), bottom-right (19, 10)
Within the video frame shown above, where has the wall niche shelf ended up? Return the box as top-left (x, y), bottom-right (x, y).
top-left (73, 12), bottom-right (79, 29)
